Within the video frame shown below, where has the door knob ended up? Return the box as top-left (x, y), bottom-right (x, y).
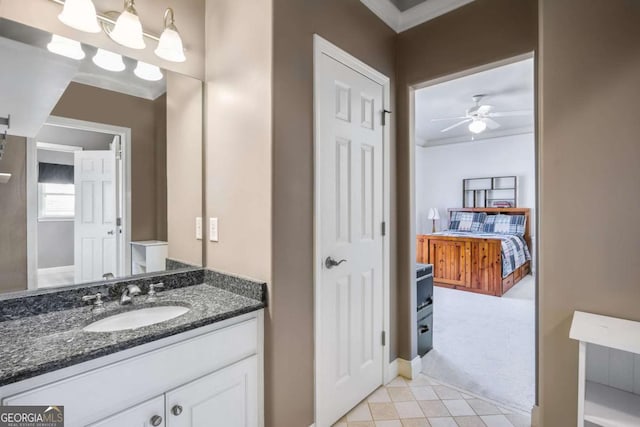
top-left (150, 415), bottom-right (163, 426)
top-left (325, 256), bottom-right (347, 269)
top-left (107, 230), bottom-right (114, 235)
top-left (171, 405), bottom-right (183, 416)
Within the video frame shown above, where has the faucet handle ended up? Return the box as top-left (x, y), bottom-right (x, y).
top-left (148, 282), bottom-right (165, 297)
top-left (82, 292), bottom-right (105, 310)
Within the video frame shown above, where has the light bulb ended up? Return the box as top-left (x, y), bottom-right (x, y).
top-left (134, 61), bottom-right (164, 81)
top-left (92, 49), bottom-right (126, 72)
top-left (47, 35), bottom-right (85, 60)
top-left (109, 0), bottom-right (145, 49)
top-left (468, 119), bottom-right (487, 134)
top-left (154, 9), bottom-right (186, 63)
top-left (58, 0), bottom-right (101, 33)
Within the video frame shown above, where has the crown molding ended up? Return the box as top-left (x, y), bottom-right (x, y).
top-left (361, 0), bottom-right (476, 33)
top-left (417, 126), bottom-right (534, 147)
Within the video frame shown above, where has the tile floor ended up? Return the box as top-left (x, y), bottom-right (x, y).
top-left (333, 374), bottom-right (531, 427)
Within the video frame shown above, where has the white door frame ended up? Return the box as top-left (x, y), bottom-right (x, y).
top-left (313, 34), bottom-right (392, 425)
top-left (26, 116), bottom-right (131, 289)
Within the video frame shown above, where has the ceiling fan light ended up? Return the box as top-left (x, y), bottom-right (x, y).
top-left (468, 119), bottom-right (487, 134)
top-left (109, 1), bottom-right (146, 50)
top-left (92, 48), bottom-right (126, 72)
top-left (134, 61), bottom-right (164, 81)
top-left (47, 34), bottom-right (86, 60)
top-left (58, 0), bottom-right (101, 33)
top-left (155, 9), bottom-right (186, 63)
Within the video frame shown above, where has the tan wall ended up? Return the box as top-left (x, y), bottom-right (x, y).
top-left (0, 0), bottom-right (205, 80)
top-left (204, 0), bottom-right (272, 282)
top-left (167, 72), bottom-right (203, 266)
top-left (538, 1), bottom-right (640, 424)
top-left (270, 1), bottom-right (396, 426)
top-left (52, 82), bottom-right (167, 242)
top-left (395, 0), bottom-right (537, 360)
top-left (0, 136), bottom-right (27, 293)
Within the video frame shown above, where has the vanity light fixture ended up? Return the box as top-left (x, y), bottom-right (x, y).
top-left (57, 0), bottom-right (100, 33)
top-left (47, 34), bottom-right (86, 60)
top-left (134, 61), bottom-right (164, 81)
top-left (93, 48), bottom-right (126, 72)
top-left (468, 119), bottom-right (487, 134)
top-left (155, 8), bottom-right (186, 63)
top-left (109, 0), bottom-right (146, 50)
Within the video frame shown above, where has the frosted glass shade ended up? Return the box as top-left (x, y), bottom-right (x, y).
top-left (47, 35), bottom-right (85, 60)
top-left (155, 27), bottom-right (186, 63)
top-left (58, 0), bottom-right (100, 33)
top-left (134, 61), bottom-right (163, 81)
top-left (110, 9), bottom-right (145, 49)
top-left (469, 119), bottom-right (487, 134)
top-left (93, 49), bottom-right (125, 72)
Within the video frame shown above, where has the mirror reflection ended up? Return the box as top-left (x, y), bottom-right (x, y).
top-left (0, 18), bottom-right (203, 294)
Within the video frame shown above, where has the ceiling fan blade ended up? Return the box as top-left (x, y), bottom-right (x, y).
top-left (484, 118), bottom-right (501, 130)
top-left (431, 116), bottom-right (468, 122)
top-left (440, 119), bottom-right (471, 133)
top-left (488, 110), bottom-right (533, 117)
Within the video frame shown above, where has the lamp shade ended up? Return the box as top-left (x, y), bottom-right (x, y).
top-left (427, 208), bottom-right (440, 220)
top-left (47, 35), bottom-right (85, 60)
top-left (134, 61), bottom-right (164, 81)
top-left (58, 0), bottom-right (101, 33)
top-left (92, 48), bottom-right (125, 72)
top-left (109, 1), bottom-right (146, 50)
top-left (155, 9), bottom-right (186, 63)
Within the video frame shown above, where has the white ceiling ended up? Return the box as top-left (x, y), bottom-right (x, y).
top-left (360, 0), bottom-right (475, 32)
top-left (415, 57), bottom-right (534, 147)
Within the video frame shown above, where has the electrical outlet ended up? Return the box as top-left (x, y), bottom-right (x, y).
top-left (195, 217), bottom-right (203, 240)
top-left (209, 218), bottom-right (219, 242)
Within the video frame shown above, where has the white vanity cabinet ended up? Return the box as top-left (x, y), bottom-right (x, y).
top-left (0, 311), bottom-right (264, 427)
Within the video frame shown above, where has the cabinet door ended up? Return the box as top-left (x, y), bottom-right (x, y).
top-left (166, 356), bottom-right (257, 427)
top-left (428, 239), bottom-right (471, 287)
top-left (87, 395), bottom-right (165, 427)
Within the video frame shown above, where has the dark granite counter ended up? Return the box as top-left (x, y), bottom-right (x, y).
top-left (0, 270), bottom-right (266, 387)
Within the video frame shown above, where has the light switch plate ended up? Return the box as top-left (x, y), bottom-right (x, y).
top-left (209, 218), bottom-right (219, 242)
top-left (195, 217), bottom-right (203, 240)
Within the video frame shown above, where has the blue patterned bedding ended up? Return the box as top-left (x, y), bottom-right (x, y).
top-left (433, 231), bottom-right (531, 278)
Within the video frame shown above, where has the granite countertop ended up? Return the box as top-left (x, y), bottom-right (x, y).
top-left (0, 283), bottom-right (264, 386)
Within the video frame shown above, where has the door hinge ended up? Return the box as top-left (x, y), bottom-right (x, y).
top-left (381, 109), bottom-right (392, 126)
top-left (116, 217), bottom-right (122, 226)
top-left (382, 331), bottom-right (386, 347)
top-left (381, 221), bottom-right (386, 236)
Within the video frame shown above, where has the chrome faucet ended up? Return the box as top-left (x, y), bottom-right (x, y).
top-left (120, 284), bottom-right (142, 305)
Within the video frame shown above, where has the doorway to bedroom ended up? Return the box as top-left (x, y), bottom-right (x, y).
top-left (413, 54), bottom-right (536, 413)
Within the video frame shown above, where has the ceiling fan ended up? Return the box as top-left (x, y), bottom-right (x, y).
top-left (432, 94), bottom-right (531, 134)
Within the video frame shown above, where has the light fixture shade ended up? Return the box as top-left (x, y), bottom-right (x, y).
top-left (155, 9), bottom-right (186, 62)
top-left (468, 119), bottom-right (487, 134)
top-left (109, 1), bottom-right (145, 50)
top-left (93, 48), bottom-right (126, 72)
top-left (134, 61), bottom-right (164, 81)
top-left (427, 208), bottom-right (440, 220)
top-left (47, 35), bottom-right (85, 60)
top-left (58, 0), bottom-right (101, 33)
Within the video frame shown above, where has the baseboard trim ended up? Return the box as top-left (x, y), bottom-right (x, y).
top-left (531, 404), bottom-right (540, 427)
top-left (386, 359), bottom-right (399, 383)
top-left (390, 356), bottom-right (422, 380)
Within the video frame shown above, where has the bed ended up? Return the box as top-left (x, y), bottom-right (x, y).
top-left (416, 208), bottom-right (531, 297)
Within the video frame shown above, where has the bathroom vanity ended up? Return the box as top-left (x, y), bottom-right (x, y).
top-left (0, 270), bottom-right (266, 427)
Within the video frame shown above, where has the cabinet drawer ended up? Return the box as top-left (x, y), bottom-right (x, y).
top-left (4, 318), bottom-right (257, 426)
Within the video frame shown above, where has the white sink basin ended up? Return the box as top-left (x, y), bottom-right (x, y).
top-left (84, 306), bottom-right (190, 332)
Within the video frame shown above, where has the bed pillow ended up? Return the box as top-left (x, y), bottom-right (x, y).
top-left (449, 211), bottom-right (486, 232)
top-left (483, 214), bottom-right (526, 236)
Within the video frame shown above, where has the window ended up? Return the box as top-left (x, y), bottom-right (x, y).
top-left (39, 183), bottom-right (75, 219)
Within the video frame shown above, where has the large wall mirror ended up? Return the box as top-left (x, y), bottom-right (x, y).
top-left (0, 18), bottom-right (204, 295)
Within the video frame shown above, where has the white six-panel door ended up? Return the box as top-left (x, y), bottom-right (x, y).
top-left (316, 51), bottom-right (386, 426)
top-left (74, 150), bottom-right (117, 282)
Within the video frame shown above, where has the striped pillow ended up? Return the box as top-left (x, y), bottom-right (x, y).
top-left (483, 214), bottom-right (526, 236)
top-left (449, 211), bottom-right (486, 232)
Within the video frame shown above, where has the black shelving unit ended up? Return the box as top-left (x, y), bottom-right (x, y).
top-left (462, 176), bottom-right (517, 208)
